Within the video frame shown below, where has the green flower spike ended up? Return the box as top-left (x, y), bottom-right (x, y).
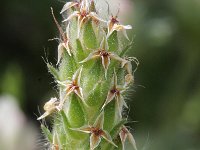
top-left (119, 126), bottom-right (137, 150)
top-left (80, 38), bottom-right (127, 77)
top-left (57, 66), bottom-right (86, 110)
top-left (72, 112), bottom-right (117, 150)
top-left (62, 0), bottom-right (106, 38)
top-left (101, 70), bottom-right (128, 117)
top-left (38, 0), bottom-right (139, 149)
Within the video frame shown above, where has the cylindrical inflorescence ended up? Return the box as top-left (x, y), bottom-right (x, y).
top-left (38, 0), bottom-right (138, 150)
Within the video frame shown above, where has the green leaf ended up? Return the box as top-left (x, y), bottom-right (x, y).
top-left (41, 124), bottom-right (53, 143)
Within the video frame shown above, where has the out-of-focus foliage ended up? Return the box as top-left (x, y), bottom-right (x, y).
top-left (0, 0), bottom-right (199, 150)
top-left (131, 0), bottom-right (200, 149)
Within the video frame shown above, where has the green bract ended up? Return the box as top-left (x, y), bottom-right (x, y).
top-left (38, 1), bottom-right (138, 150)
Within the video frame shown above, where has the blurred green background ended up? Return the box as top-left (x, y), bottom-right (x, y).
top-left (0, 0), bottom-right (200, 150)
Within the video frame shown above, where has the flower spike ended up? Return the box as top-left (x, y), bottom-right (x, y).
top-left (51, 7), bottom-right (72, 65)
top-left (101, 70), bottom-right (128, 117)
top-left (119, 126), bottom-right (137, 150)
top-left (107, 15), bottom-right (132, 40)
top-left (57, 66), bottom-right (87, 110)
top-left (37, 98), bottom-right (59, 120)
top-left (38, 0), bottom-right (138, 149)
top-left (72, 112), bottom-right (117, 150)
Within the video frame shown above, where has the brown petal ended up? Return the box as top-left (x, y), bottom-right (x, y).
top-left (127, 132), bottom-right (137, 150)
top-left (90, 133), bottom-right (101, 150)
top-left (101, 55), bottom-right (110, 77)
top-left (119, 128), bottom-right (127, 143)
top-left (101, 91), bottom-right (115, 110)
top-left (108, 21), bottom-right (115, 33)
top-left (57, 86), bottom-right (74, 110)
top-left (74, 87), bottom-right (88, 107)
top-left (65, 86), bottom-right (75, 96)
top-left (71, 125), bottom-right (92, 134)
top-left (120, 126), bottom-right (137, 150)
top-left (72, 66), bottom-right (83, 85)
top-left (119, 128), bottom-right (128, 150)
top-left (107, 21), bottom-right (115, 38)
top-left (79, 51), bottom-right (100, 63)
top-left (63, 41), bottom-right (71, 57)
